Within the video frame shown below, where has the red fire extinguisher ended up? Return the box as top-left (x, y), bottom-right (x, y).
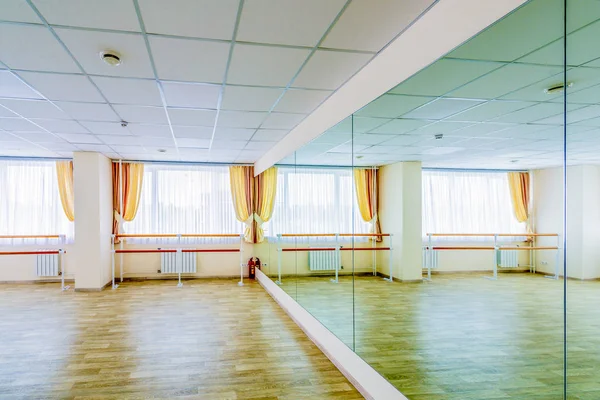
top-left (248, 257), bottom-right (261, 279)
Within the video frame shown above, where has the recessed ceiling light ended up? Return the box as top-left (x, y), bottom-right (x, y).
top-left (544, 82), bottom-right (573, 94)
top-left (423, 147), bottom-right (463, 155)
top-left (157, 149), bottom-right (167, 153)
top-left (100, 50), bottom-right (122, 67)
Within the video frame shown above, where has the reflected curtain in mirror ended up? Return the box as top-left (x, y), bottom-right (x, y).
top-left (229, 166), bottom-right (254, 243)
top-left (353, 168), bottom-right (381, 241)
top-left (55, 160), bottom-right (74, 222)
top-left (507, 172), bottom-right (530, 224)
top-left (112, 162), bottom-right (144, 241)
top-left (254, 167), bottom-right (277, 243)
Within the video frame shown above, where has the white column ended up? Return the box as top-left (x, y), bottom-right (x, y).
top-left (73, 152), bottom-right (113, 290)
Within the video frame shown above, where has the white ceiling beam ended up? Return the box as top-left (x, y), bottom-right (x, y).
top-left (254, 0), bottom-right (529, 175)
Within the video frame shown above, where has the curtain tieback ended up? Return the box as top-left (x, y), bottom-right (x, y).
top-left (243, 215), bottom-right (254, 226)
top-left (253, 213), bottom-right (264, 225)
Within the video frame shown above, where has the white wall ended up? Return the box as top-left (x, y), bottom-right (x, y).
top-left (0, 246), bottom-right (74, 282)
top-left (377, 161), bottom-right (422, 281)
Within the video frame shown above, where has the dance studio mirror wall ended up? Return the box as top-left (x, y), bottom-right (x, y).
top-left (262, 0), bottom-right (600, 397)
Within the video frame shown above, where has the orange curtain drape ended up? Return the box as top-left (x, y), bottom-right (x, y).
top-left (56, 161), bottom-right (74, 222)
top-left (229, 166), bottom-right (278, 243)
top-left (112, 162), bottom-right (144, 242)
top-left (353, 168), bottom-right (382, 241)
top-left (508, 172), bottom-right (530, 223)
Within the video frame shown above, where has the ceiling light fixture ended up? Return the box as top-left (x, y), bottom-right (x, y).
top-left (434, 133), bottom-right (444, 140)
top-left (510, 159), bottom-right (519, 163)
top-left (544, 82), bottom-right (573, 95)
top-left (356, 155), bottom-right (364, 159)
top-left (100, 50), bottom-right (122, 67)
top-left (157, 149), bottom-right (167, 153)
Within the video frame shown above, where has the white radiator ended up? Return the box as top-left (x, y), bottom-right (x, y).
top-left (36, 252), bottom-right (60, 277)
top-left (499, 250), bottom-right (519, 268)
top-left (422, 248), bottom-right (439, 269)
top-left (309, 248), bottom-right (340, 271)
top-left (161, 252), bottom-right (197, 273)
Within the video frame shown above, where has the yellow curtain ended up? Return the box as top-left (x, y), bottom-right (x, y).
top-left (508, 172), bottom-right (530, 223)
top-left (56, 161), bottom-right (75, 222)
top-left (253, 167), bottom-right (278, 243)
top-left (112, 162), bottom-right (144, 241)
top-left (229, 166), bottom-right (255, 243)
top-left (353, 168), bottom-right (381, 241)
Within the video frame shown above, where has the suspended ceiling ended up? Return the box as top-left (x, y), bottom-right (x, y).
top-left (291, 0), bottom-right (600, 170)
top-left (0, 0), bottom-right (437, 162)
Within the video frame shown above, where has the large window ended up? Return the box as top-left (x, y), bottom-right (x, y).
top-left (124, 164), bottom-right (242, 240)
top-left (0, 160), bottom-right (73, 245)
top-left (422, 170), bottom-right (526, 240)
top-left (266, 167), bottom-right (370, 239)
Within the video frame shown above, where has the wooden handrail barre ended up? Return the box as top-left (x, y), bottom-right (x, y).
top-left (427, 233), bottom-right (558, 237)
top-left (280, 233), bottom-right (390, 237)
top-left (432, 246), bottom-right (495, 251)
top-left (115, 248), bottom-right (240, 254)
top-left (0, 235), bottom-right (62, 239)
top-left (500, 246), bottom-right (559, 251)
top-left (0, 250), bottom-right (64, 255)
top-left (116, 233), bottom-right (242, 238)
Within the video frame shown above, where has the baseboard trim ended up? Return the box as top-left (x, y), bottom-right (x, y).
top-left (74, 280), bottom-right (112, 292)
top-left (256, 269), bottom-right (406, 400)
top-left (375, 272), bottom-right (421, 283)
top-left (423, 268), bottom-right (531, 275)
top-left (0, 278), bottom-right (75, 284)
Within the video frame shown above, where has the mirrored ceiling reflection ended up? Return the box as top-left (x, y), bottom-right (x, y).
top-left (294, 0), bottom-right (600, 170)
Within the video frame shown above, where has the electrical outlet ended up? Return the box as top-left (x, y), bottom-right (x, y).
top-left (541, 261), bottom-right (548, 265)
top-left (341, 265), bottom-right (344, 269)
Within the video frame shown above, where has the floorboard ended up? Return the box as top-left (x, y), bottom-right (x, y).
top-left (0, 279), bottom-right (363, 400)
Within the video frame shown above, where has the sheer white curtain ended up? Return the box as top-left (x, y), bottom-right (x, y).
top-left (123, 164), bottom-right (242, 243)
top-left (422, 170), bottom-right (526, 241)
top-left (0, 160), bottom-right (73, 245)
top-left (266, 167), bottom-right (370, 241)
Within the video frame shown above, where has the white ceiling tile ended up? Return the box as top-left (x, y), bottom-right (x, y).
top-left (113, 105), bottom-right (167, 124)
top-left (237, 0), bottom-right (345, 47)
top-left (227, 44), bottom-right (310, 86)
top-left (55, 29), bottom-right (153, 78)
top-left (390, 59), bottom-right (503, 97)
top-left (274, 89), bottom-right (332, 114)
top-left (56, 133), bottom-right (102, 144)
top-left (211, 140), bottom-right (248, 150)
top-left (447, 100), bottom-right (537, 122)
top-left (0, 24), bottom-right (79, 72)
top-left (251, 129), bottom-right (289, 141)
top-left (75, 143), bottom-right (115, 152)
top-left (41, 142), bottom-right (80, 151)
top-left (0, 107), bottom-right (18, 118)
top-left (13, 131), bottom-right (64, 143)
top-left (30, 118), bottom-right (90, 133)
top-left (134, 137), bottom-right (174, 146)
top-left (18, 71), bottom-right (104, 102)
top-left (0, 71), bottom-right (44, 100)
top-left (127, 123), bottom-right (173, 138)
top-left (402, 98), bottom-right (484, 120)
top-left (491, 103), bottom-right (564, 124)
top-left (0, 0), bottom-right (41, 23)
top-left (222, 86), bottom-right (283, 112)
top-left (312, 132), bottom-right (351, 144)
top-left (79, 121), bottom-right (132, 135)
top-left (358, 145), bottom-right (425, 155)
top-left (355, 94), bottom-right (434, 118)
top-left (55, 101), bottom-right (119, 121)
top-left (168, 108), bottom-right (216, 126)
top-left (370, 119), bottom-right (430, 134)
top-left (162, 82), bottom-right (221, 109)
top-left (172, 125), bottom-right (213, 139)
top-left (110, 145), bottom-right (146, 154)
top-left (32, 0), bottom-right (140, 31)
top-left (235, 150), bottom-right (266, 162)
top-left (92, 77), bottom-right (162, 106)
top-left (214, 127), bottom-right (256, 141)
top-left (261, 112), bottom-right (305, 129)
top-left (218, 110), bottom-right (266, 128)
top-left (449, 64), bottom-right (563, 99)
top-left (100, 135), bottom-right (143, 146)
top-left (350, 117), bottom-right (391, 133)
top-left (352, 134), bottom-right (393, 145)
top-left (177, 138), bottom-right (211, 148)
top-left (379, 134), bottom-right (425, 146)
top-left (448, 122), bottom-right (510, 138)
top-left (0, 99), bottom-right (70, 119)
top-left (322, 0), bottom-right (434, 52)
top-left (139, 0), bottom-right (238, 39)
top-left (412, 121), bottom-right (474, 136)
top-left (293, 50), bottom-right (372, 90)
top-left (0, 117), bottom-right (44, 132)
top-left (150, 36), bottom-right (230, 83)
top-left (245, 140), bottom-right (277, 150)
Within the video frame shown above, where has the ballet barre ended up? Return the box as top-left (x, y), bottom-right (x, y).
top-left (111, 233), bottom-right (244, 289)
top-left (424, 232), bottom-right (560, 281)
top-left (274, 233), bottom-right (393, 285)
top-left (0, 234), bottom-right (70, 291)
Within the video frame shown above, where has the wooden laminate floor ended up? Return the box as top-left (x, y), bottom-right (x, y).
top-left (275, 273), bottom-right (600, 400)
top-left (0, 279), bottom-right (363, 400)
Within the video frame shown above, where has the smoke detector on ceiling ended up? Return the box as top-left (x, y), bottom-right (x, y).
top-left (100, 50), bottom-right (122, 66)
top-left (544, 82), bottom-right (573, 94)
top-left (157, 149), bottom-right (167, 153)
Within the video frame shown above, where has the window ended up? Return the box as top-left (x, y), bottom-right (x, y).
top-left (422, 170), bottom-right (526, 240)
top-left (123, 164), bottom-right (242, 241)
top-left (0, 160), bottom-right (73, 245)
top-left (266, 167), bottom-right (370, 239)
